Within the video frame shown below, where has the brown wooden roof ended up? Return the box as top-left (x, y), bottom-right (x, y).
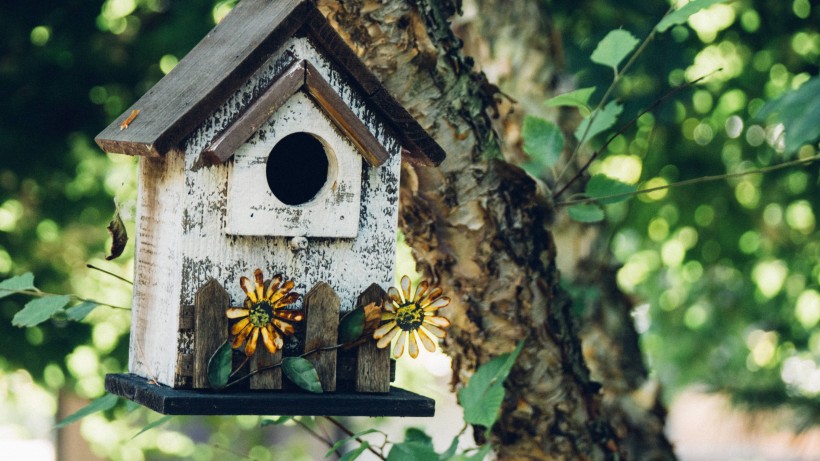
top-left (94, 0), bottom-right (445, 166)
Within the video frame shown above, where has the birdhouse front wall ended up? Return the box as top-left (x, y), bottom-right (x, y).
top-left (226, 92), bottom-right (363, 237)
top-left (127, 35), bottom-right (403, 387)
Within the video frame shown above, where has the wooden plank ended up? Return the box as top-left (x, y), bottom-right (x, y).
top-left (355, 283), bottom-right (391, 393)
top-left (305, 62), bottom-right (390, 167)
top-left (95, 0), bottom-right (311, 156)
top-left (192, 279), bottom-right (230, 389)
top-left (250, 348), bottom-right (282, 390)
top-left (303, 282), bottom-right (340, 392)
top-left (106, 373), bottom-right (435, 416)
top-left (201, 60), bottom-right (306, 165)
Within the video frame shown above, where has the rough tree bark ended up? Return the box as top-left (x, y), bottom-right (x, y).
top-left (316, 0), bottom-right (676, 459)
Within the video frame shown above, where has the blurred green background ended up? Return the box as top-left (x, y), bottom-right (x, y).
top-left (0, 0), bottom-right (817, 459)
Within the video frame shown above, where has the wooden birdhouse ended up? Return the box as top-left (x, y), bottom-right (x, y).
top-left (96, 0), bottom-right (445, 416)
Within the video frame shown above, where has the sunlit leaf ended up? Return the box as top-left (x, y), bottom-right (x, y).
top-left (458, 340), bottom-right (525, 428)
top-left (0, 272), bottom-right (36, 300)
top-left (522, 116), bottom-right (564, 171)
top-left (590, 29), bottom-right (639, 70)
top-left (65, 301), bottom-right (99, 321)
top-left (754, 76), bottom-right (820, 155)
top-left (656, 0), bottom-right (729, 32)
top-left (55, 393), bottom-right (119, 428)
top-left (586, 175), bottom-right (638, 205)
top-left (574, 100), bottom-right (623, 143)
top-left (106, 208), bottom-right (128, 261)
top-left (282, 357), bottom-right (323, 393)
top-left (131, 415), bottom-right (174, 439)
top-left (386, 441), bottom-right (439, 461)
top-left (207, 341), bottom-right (233, 389)
top-left (544, 87), bottom-right (596, 116)
top-left (12, 295), bottom-right (71, 327)
top-left (261, 416), bottom-right (292, 426)
top-left (568, 204), bottom-right (605, 223)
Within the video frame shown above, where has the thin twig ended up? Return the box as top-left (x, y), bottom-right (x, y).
top-left (554, 71), bottom-right (718, 199)
top-left (323, 416), bottom-right (387, 460)
top-left (293, 418), bottom-right (341, 458)
top-left (0, 288), bottom-right (131, 311)
top-left (222, 344), bottom-right (343, 389)
top-left (86, 264), bottom-right (133, 285)
top-left (228, 356), bottom-right (251, 380)
top-left (554, 154), bottom-right (820, 207)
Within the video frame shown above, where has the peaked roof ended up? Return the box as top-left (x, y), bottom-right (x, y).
top-left (95, 0), bottom-right (445, 166)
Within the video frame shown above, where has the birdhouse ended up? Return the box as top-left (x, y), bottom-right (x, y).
top-left (96, 0), bottom-right (445, 416)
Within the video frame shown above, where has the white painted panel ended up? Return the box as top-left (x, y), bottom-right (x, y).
top-left (129, 154), bottom-right (185, 386)
top-left (226, 92), bottom-right (362, 237)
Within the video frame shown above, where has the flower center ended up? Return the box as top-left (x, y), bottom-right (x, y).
top-left (395, 302), bottom-right (424, 331)
top-left (249, 301), bottom-right (274, 328)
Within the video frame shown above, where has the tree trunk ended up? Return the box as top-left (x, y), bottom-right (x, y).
top-left (317, 1), bottom-right (675, 459)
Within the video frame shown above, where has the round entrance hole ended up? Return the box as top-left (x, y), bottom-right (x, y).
top-left (266, 132), bottom-right (330, 205)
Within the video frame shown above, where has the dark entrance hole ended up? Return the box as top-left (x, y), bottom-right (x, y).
top-left (266, 132), bottom-right (330, 205)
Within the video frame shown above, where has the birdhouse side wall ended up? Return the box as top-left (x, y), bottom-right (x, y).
top-left (129, 153), bottom-right (186, 387)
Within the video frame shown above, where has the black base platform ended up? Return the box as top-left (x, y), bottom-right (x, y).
top-left (105, 373), bottom-right (435, 417)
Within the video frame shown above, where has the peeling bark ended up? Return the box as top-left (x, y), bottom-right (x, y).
top-left (317, 0), bottom-right (674, 459)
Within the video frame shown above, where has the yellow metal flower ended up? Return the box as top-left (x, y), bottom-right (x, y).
top-left (226, 269), bottom-right (303, 357)
top-left (373, 275), bottom-right (451, 358)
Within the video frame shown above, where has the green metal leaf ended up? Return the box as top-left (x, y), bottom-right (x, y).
top-left (338, 306), bottom-right (365, 344)
top-left (0, 272), bottom-right (36, 300)
top-left (656, 0), bottom-right (729, 32)
top-left (282, 357), bottom-right (323, 393)
top-left (522, 116), bottom-right (564, 171)
top-left (590, 29), bottom-right (639, 70)
top-left (65, 301), bottom-right (99, 321)
top-left (568, 204), bottom-right (605, 223)
top-left (55, 393), bottom-right (119, 428)
top-left (457, 340), bottom-right (525, 428)
top-left (754, 76), bottom-right (820, 155)
top-left (574, 100), bottom-right (623, 144)
top-left (585, 175), bottom-right (638, 205)
top-left (12, 295), bottom-right (71, 327)
top-left (544, 87), bottom-right (596, 116)
top-left (207, 341), bottom-right (233, 389)
top-left (131, 415), bottom-right (174, 439)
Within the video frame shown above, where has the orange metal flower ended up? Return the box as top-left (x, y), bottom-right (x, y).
top-left (226, 269), bottom-right (303, 357)
top-left (373, 275), bottom-right (451, 358)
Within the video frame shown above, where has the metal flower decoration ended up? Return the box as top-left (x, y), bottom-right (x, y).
top-left (373, 275), bottom-right (451, 358)
top-left (226, 269), bottom-right (303, 356)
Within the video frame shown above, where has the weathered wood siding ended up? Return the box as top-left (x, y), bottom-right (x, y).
top-left (129, 154), bottom-right (186, 386)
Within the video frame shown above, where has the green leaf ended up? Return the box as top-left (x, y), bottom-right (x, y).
top-left (325, 428), bottom-right (383, 458)
top-left (282, 357), bottom-right (323, 393)
top-left (457, 340), bottom-right (525, 428)
top-left (544, 87), bottom-right (596, 116)
top-left (754, 76), bottom-right (820, 155)
top-left (338, 306), bottom-right (365, 344)
top-left (261, 416), bottom-right (292, 426)
top-left (574, 100), bottom-right (623, 144)
top-left (0, 272), bottom-right (36, 300)
top-left (386, 441), bottom-right (440, 461)
top-left (404, 427), bottom-right (434, 448)
top-left (568, 204), bottom-right (605, 223)
top-left (339, 442), bottom-right (369, 461)
top-left (12, 295), bottom-right (71, 327)
top-left (440, 436), bottom-right (460, 460)
top-left (65, 301), bottom-right (99, 321)
top-left (656, 0), bottom-right (729, 32)
top-left (590, 29), bottom-right (639, 70)
top-left (207, 341), bottom-right (233, 389)
top-left (55, 393), bottom-right (119, 428)
top-left (521, 116), bottom-right (564, 171)
top-left (131, 415), bottom-right (174, 439)
top-left (446, 445), bottom-right (492, 461)
top-left (585, 175), bottom-right (638, 205)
